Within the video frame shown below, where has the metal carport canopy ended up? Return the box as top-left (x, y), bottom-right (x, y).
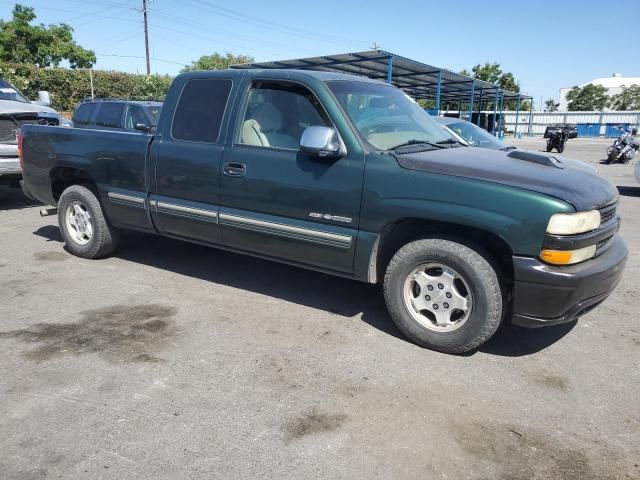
top-left (231, 49), bottom-right (530, 109)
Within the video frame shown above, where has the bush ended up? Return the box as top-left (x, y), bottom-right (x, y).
top-left (0, 63), bottom-right (173, 112)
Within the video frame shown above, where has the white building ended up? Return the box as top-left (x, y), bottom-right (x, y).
top-left (559, 73), bottom-right (640, 111)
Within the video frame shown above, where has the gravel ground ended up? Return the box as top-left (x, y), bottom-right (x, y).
top-left (1, 137), bottom-right (639, 479)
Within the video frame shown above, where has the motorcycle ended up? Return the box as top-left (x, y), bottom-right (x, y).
top-left (546, 129), bottom-right (568, 153)
top-left (607, 131), bottom-right (639, 164)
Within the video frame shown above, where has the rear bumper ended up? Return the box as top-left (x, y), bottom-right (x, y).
top-left (511, 234), bottom-right (627, 327)
top-left (0, 157), bottom-right (21, 184)
top-left (0, 157), bottom-right (21, 175)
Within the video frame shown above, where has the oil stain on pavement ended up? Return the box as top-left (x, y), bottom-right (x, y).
top-left (283, 409), bottom-right (348, 441)
top-left (0, 304), bottom-right (176, 363)
top-left (450, 418), bottom-right (631, 480)
top-left (33, 251), bottom-right (68, 263)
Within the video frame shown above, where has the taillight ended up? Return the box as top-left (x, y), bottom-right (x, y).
top-left (16, 129), bottom-right (23, 169)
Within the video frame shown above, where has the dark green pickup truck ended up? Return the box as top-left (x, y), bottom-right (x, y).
top-left (19, 69), bottom-right (627, 353)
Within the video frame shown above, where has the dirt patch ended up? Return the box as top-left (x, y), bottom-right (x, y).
top-left (283, 409), bottom-right (347, 441)
top-left (535, 373), bottom-right (570, 391)
top-left (131, 353), bottom-right (165, 363)
top-left (33, 251), bottom-right (68, 262)
top-left (0, 304), bottom-right (177, 363)
top-left (450, 418), bottom-right (628, 480)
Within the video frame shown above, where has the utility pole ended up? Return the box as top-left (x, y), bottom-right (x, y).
top-left (143, 0), bottom-right (150, 74)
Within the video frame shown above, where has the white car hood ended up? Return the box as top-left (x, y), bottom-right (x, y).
top-left (0, 99), bottom-right (58, 115)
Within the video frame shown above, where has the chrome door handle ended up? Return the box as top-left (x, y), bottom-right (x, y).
top-left (223, 162), bottom-right (246, 177)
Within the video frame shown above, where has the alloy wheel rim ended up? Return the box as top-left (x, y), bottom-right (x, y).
top-left (65, 201), bottom-right (93, 246)
top-left (402, 263), bottom-right (473, 332)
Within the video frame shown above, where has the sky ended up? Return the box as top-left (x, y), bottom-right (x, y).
top-left (2, 0), bottom-right (639, 107)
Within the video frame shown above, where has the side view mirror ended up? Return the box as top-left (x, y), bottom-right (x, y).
top-left (300, 126), bottom-right (343, 160)
top-left (134, 123), bottom-right (151, 132)
top-left (33, 90), bottom-right (51, 107)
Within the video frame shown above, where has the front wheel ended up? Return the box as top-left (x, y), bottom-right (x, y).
top-left (556, 142), bottom-right (565, 153)
top-left (607, 151), bottom-right (618, 164)
top-left (546, 142), bottom-right (553, 152)
top-left (383, 238), bottom-right (504, 354)
top-left (58, 185), bottom-right (119, 259)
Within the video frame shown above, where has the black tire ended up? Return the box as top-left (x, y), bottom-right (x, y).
top-left (57, 185), bottom-right (119, 258)
top-left (556, 143), bottom-right (565, 153)
top-left (546, 142), bottom-right (553, 152)
top-left (606, 151), bottom-right (617, 164)
top-left (383, 238), bottom-right (504, 354)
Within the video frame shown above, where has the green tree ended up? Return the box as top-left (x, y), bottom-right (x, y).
top-left (544, 99), bottom-right (559, 112)
top-left (566, 84), bottom-right (609, 111)
top-left (464, 62), bottom-right (521, 92)
top-left (460, 62), bottom-right (524, 109)
top-left (182, 52), bottom-right (254, 72)
top-left (609, 85), bottom-right (640, 111)
top-left (0, 4), bottom-right (95, 68)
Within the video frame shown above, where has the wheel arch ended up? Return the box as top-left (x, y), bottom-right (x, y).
top-left (368, 218), bottom-right (514, 285)
top-left (50, 166), bottom-right (98, 202)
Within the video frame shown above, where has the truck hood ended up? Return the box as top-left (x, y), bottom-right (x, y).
top-left (0, 99), bottom-right (58, 115)
top-left (395, 146), bottom-right (617, 211)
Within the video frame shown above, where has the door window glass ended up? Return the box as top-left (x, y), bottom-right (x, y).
top-left (125, 106), bottom-right (148, 129)
top-left (94, 103), bottom-right (125, 129)
top-left (171, 78), bottom-right (232, 143)
top-left (239, 81), bottom-right (330, 150)
top-left (72, 103), bottom-right (96, 126)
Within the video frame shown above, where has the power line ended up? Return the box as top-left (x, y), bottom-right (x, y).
top-left (96, 53), bottom-right (184, 66)
top-left (177, 0), bottom-right (365, 46)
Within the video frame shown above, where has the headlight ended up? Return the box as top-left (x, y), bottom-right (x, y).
top-left (540, 245), bottom-right (597, 265)
top-left (546, 210), bottom-right (600, 235)
top-left (59, 118), bottom-right (74, 128)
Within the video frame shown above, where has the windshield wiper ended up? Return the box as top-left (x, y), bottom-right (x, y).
top-left (387, 139), bottom-right (445, 151)
top-left (500, 146), bottom-right (517, 151)
top-left (436, 138), bottom-right (465, 147)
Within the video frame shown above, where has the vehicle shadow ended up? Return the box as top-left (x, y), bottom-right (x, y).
top-left (0, 185), bottom-right (40, 210)
top-left (32, 227), bottom-right (572, 357)
top-left (617, 186), bottom-right (640, 197)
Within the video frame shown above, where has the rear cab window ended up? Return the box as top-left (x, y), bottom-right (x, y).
top-left (171, 78), bottom-right (233, 143)
top-left (72, 103), bottom-right (96, 127)
top-left (94, 102), bottom-right (125, 129)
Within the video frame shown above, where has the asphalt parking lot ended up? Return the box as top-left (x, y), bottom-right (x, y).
top-left (1, 137), bottom-right (639, 479)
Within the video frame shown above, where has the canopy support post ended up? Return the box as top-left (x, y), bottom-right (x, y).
top-left (435, 70), bottom-right (442, 115)
top-left (514, 94), bottom-right (521, 138)
top-left (468, 80), bottom-right (475, 122)
top-left (386, 55), bottom-right (393, 85)
top-left (476, 89), bottom-right (483, 126)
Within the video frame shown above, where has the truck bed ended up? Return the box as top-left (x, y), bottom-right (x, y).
top-left (20, 124), bottom-right (152, 207)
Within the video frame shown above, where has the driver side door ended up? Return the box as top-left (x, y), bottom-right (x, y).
top-left (218, 79), bottom-right (364, 273)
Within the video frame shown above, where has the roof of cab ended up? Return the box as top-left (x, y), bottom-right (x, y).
top-left (178, 68), bottom-right (387, 85)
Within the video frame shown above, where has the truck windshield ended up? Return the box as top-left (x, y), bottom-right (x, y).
top-left (0, 79), bottom-right (30, 103)
top-left (327, 81), bottom-right (454, 150)
top-left (445, 120), bottom-right (505, 150)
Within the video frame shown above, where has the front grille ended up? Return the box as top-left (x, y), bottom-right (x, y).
top-left (599, 203), bottom-right (617, 225)
top-left (0, 115), bottom-right (59, 144)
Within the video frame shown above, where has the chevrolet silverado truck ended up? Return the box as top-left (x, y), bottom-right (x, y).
top-left (18, 69), bottom-right (627, 353)
top-left (0, 78), bottom-right (70, 186)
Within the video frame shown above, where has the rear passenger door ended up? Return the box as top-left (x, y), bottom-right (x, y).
top-left (150, 77), bottom-right (234, 245)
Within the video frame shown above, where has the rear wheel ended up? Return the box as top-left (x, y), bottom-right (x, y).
top-left (383, 238), bottom-right (504, 354)
top-left (58, 185), bottom-right (119, 259)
